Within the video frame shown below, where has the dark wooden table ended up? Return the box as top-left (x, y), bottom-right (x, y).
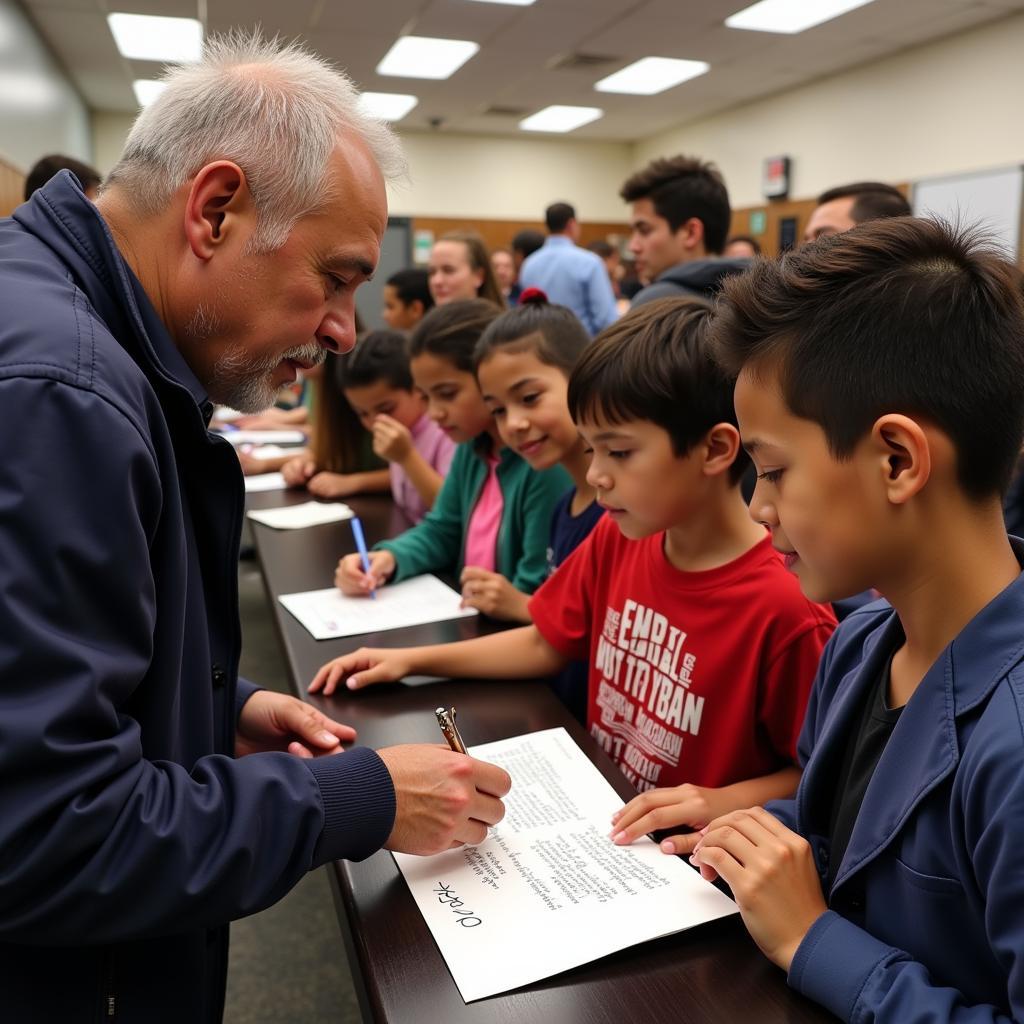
top-left (248, 489), bottom-right (836, 1023)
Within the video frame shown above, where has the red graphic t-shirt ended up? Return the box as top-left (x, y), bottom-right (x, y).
top-left (529, 517), bottom-right (836, 792)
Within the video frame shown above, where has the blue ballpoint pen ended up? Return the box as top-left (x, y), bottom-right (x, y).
top-left (350, 516), bottom-right (376, 599)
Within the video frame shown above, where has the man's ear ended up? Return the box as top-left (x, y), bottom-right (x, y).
top-left (183, 161), bottom-right (252, 261)
top-left (702, 422), bottom-right (741, 478)
top-left (870, 414), bottom-right (932, 504)
top-left (675, 217), bottom-right (706, 254)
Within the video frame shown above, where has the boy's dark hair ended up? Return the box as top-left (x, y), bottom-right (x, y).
top-left (474, 292), bottom-right (590, 375)
top-left (545, 202), bottom-right (575, 234)
top-left (712, 217), bottom-right (1024, 499)
top-left (816, 181), bottom-right (911, 223)
top-left (512, 229), bottom-right (545, 260)
top-left (336, 330), bottom-right (413, 391)
top-left (587, 240), bottom-right (614, 259)
top-left (408, 299), bottom-right (503, 372)
top-left (386, 268), bottom-right (433, 311)
top-left (568, 297), bottom-right (750, 484)
top-left (25, 154), bottom-right (102, 200)
top-left (727, 234), bottom-right (762, 255)
top-left (620, 155), bottom-right (731, 255)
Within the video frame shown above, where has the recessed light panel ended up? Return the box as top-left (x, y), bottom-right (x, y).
top-left (595, 57), bottom-right (709, 95)
top-left (519, 105), bottom-right (603, 133)
top-left (133, 79), bottom-right (168, 107)
top-left (725, 0), bottom-right (876, 34)
top-left (357, 92), bottom-right (419, 121)
top-left (376, 36), bottom-right (479, 80)
top-left (108, 13), bottom-right (202, 62)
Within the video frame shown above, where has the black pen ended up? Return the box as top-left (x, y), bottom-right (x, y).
top-left (435, 706), bottom-right (468, 754)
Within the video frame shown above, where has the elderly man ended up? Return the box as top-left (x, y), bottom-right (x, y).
top-left (0, 36), bottom-right (509, 1023)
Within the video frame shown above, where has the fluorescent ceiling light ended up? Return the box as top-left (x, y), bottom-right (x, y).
top-left (595, 57), bottom-right (709, 95)
top-left (519, 105), bottom-right (603, 133)
top-left (108, 13), bottom-right (202, 62)
top-left (358, 92), bottom-right (419, 122)
top-left (133, 79), bottom-right (168, 107)
top-left (725, 0), bottom-right (876, 34)
top-left (376, 36), bottom-right (479, 80)
top-left (465, 0), bottom-right (536, 4)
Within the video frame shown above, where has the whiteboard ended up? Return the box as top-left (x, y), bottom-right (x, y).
top-left (912, 166), bottom-right (1023, 260)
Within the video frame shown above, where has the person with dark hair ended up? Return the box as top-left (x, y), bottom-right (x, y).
top-left (511, 228), bottom-right (545, 272)
top-left (519, 201), bottom-right (618, 335)
top-left (620, 154), bottom-right (749, 308)
top-left (689, 217), bottom-right (1024, 1024)
top-left (335, 329), bottom-right (454, 522)
top-left (312, 298), bottom-right (834, 827)
top-left (724, 235), bottom-right (761, 258)
top-left (803, 180), bottom-right (911, 243)
top-left (24, 154), bottom-right (102, 200)
top-left (382, 267), bottom-right (433, 331)
top-left (331, 299), bottom-right (569, 620)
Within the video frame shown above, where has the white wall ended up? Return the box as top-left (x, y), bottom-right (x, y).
top-left (0, 0), bottom-right (91, 171)
top-left (634, 12), bottom-right (1024, 209)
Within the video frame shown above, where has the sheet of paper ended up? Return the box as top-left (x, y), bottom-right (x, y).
top-left (393, 727), bottom-right (737, 1002)
top-left (243, 472), bottom-right (288, 493)
top-left (249, 444), bottom-right (288, 460)
top-left (218, 429), bottom-right (307, 446)
top-left (246, 500), bottom-right (353, 529)
top-left (212, 406), bottom-right (244, 422)
top-left (278, 574), bottom-right (477, 640)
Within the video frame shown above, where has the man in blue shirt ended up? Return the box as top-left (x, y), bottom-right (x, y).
top-left (519, 202), bottom-right (619, 335)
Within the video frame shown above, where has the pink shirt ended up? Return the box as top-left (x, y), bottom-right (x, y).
top-left (463, 453), bottom-right (504, 571)
top-left (390, 414), bottom-right (456, 523)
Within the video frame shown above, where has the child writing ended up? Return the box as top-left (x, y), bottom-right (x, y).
top-left (334, 299), bottom-right (570, 620)
top-left (474, 289), bottom-right (602, 719)
top-left (314, 299), bottom-right (836, 819)
top-left (677, 218), bottom-right (1024, 1023)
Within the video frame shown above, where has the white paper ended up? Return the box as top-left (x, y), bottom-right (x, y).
top-left (246, 500), bottom-right (353, 529)
top-left (212, 406), bottom-right (244, 422)
top-left (248, 445), bottom-right (289, 460)
top-left (218, 429), bottom-right (307, 446)
top-left (393, 728), bottom-right (737, 1002)
top-left (243, 472), bottom-right (288, 493)
top-left (278, 574), bottom-right (477, 640)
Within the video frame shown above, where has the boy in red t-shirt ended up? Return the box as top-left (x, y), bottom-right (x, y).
top-left (311, 298), bottom-right (835, 850)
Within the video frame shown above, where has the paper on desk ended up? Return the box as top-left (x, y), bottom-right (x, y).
top-left (218, 429), bottom-right (307, 446)
top-left (243, 472), bottom-right (288, 493)
top-left (246, 500), bottom-right (353, 529)
top-left (248, 444), bottom-right (289, 460)
top-left (393, 727), bottom-right (738, 1003)
top-left (278, 574), bottom-right (477, 640)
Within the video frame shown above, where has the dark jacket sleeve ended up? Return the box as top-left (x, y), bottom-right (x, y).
top-left (0, 379), bottom-right (394, 946)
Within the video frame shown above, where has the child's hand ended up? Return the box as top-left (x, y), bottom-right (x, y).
top-left (281, 456), bottom-right (316, 487)
top-left (372, 414), bottom-right (414, 463)
top-left (236, 447), bottom-right (265, 476)
top-left (609, 783), bottom-right (721, 853)
top-left (335, 550), bottom-right (396, 595)
top-left (459, 567), bottom-right (531, 622)
top-left (308, 471), bottom-right (357, 498)
top-left (689, 807), bottom-right (827, 972)
top-left (309, 647), bottom-right (413, 694)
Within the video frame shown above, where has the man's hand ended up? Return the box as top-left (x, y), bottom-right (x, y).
top-left (235, 690), bottom-right (356, 758)
top-left (309, 647), bottom-right (413, 694)
top-left (610, 783), bottom-right (724, 854)
top-left (378, 744), bottom-right (512, 854)
top-left (459, 567), bottom-right (531, 622)
top-left (689, 807), bottom-right (827, 972)
top-left (335, 550), bottom-right (396, 595)
top-left (372, 414), bottom-right (414, 463)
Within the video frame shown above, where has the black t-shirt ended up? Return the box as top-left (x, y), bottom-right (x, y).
top-left (827, 648), bottom-right (904, 889)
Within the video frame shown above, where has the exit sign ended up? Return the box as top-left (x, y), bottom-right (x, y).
top-left (763, 156), bottom-right (791, 200)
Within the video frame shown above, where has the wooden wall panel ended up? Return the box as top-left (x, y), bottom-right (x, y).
top-left (0, 156), bottom-right (26, 218)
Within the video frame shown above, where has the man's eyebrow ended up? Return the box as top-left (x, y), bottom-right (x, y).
top-left (325, 252), bottom-right (376, 280)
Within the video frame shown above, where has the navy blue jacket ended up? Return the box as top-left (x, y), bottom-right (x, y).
top-left (769, 553), bottom-right (1024, 1022)
top-left (0, 174), bottom-right (396, 1022)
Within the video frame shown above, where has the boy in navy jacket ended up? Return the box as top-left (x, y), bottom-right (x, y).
top-left (686, 217), bottom-right (1024, 1022)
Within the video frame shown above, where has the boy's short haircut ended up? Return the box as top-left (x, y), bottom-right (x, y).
top-left (712, 216), bottom-right (1024, 499)
top-left (568, 297), bottom-right (751, 484)
top-left (619, 155), bottom-right (731, 255)
top-left (816, 181), bottom-right (912, 223)
top-left (25, 154), bottom-right (101, 200)
top-left (511, 229), bottom-right (545, 260)
top-left (386, 268), bottom-right (433, 311)
top-left (336, 329), bottom-right (413, 391)
top-left (408, 299), bottom-right (504, 372)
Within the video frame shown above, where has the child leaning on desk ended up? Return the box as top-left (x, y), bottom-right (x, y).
top-left (334, 300), bottom-right (571, 620)
top-left (313, 297), bottom-right (836, 828)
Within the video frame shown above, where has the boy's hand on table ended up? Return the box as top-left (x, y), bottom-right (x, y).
top-left (235, 690), bottom-right (356, 758)
top-left (372, 414), bottom-right (413, 463)
top-left (335, 550), bottom-right (396, 595)
top-left (459, 567), bottom-right (531, 622)
top-left (378, 744), bottom-right (512, 853)
top-left (309, 647), bottom-right (413, 694)
top-left (610, 783), bottom-right (724, 854)
top-left (689, 806), bottom-right (827, 972)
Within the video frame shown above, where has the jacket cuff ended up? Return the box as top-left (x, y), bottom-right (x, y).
top-left (235, 676), bottom-right (263, 723)
top-left (788, 910), bottom-right (896, 1021)
top-left (306, 746), bottom-right (396, 864)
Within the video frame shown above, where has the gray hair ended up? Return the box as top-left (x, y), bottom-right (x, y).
top-left (104, 32), bottom-right (406, 250)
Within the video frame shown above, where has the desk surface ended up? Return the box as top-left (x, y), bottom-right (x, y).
top-left (248, 490), bottom-right (835, 1023)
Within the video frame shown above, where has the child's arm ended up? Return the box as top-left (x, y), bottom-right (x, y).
top-left (308, 624), bottom-right (567, 695)
top-left (372, 415), bottom-right (445, 510)
top-left (610, 765), bottom-right (802, 854)
top-left (307, 468), bottom-right (391, 499)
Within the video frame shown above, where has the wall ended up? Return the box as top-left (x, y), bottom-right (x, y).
top-left (633, 12), bottom-right (1024, 210)
top-left (0, 0), bottom-right (91, 175)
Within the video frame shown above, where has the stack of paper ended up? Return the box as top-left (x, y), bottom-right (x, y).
top-left (243, 472), bottom-right (288, 493)
top-left (246, 500), bottom-right (353, 529)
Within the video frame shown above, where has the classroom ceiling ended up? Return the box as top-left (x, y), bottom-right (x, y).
top-left (18, 0), bottom-right (1024, 142)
